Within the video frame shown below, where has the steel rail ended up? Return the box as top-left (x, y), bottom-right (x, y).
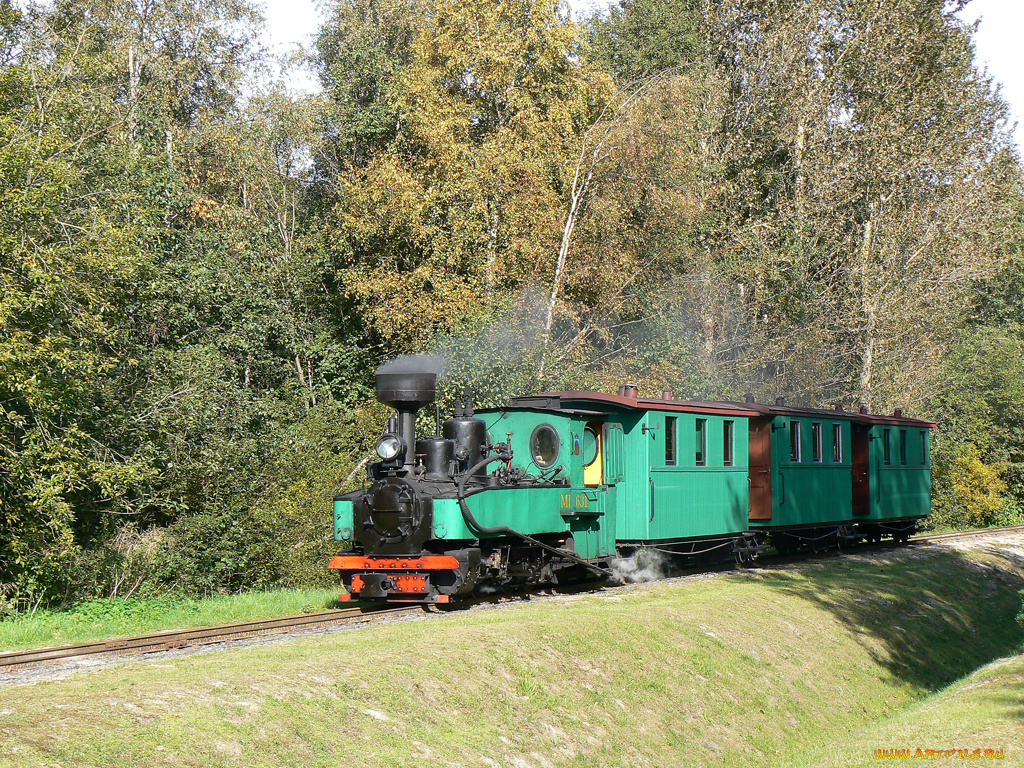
top-left (0, 605), bottom-right (420, 671)
top-left (913, 524), bottom-right (1024, 545)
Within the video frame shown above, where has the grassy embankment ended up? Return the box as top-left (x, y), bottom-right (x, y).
top-left (1, 544), bottom-right (1022, 767)
top-left (0, 588), bottom-right (343, 650)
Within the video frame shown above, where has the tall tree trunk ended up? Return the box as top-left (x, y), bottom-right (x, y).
top-left (858, 211), bottom-right (876, 410)
top-left (537, 164), bottom-right (593, 382)
top-left (537, 69), bottom-right (679, 382)
top-left (794, 119), bottom-right (806, 224)
top-left (127, 44), bottom-right (140, 141)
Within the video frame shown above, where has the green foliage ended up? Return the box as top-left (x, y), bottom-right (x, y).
top-left (928, 309), bottom-right (1024, 529)
top-left (587, 0), bottom-right (705, 82)
top-left (931, 441), bottom-right (1017, 530)
top-left (148, 511), bottom-right (282, 596)
top-left (52, 596), bottom-right (197, 627)
top-left (250, 400), bottom-right (389, 588)
top-left (314, 0), bottom-right (417, 167)
top-left (0, 4), bottom-right (164, 601)
top-left (0, 0), bottom-right (343, 605)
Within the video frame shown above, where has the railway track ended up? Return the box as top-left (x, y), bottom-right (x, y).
top-left (3, 523), bottom-right (1022, 674)
top-left (913, 524), bottom-right (1024, 545)
top-left (0, 604), bottom-right (421, 672)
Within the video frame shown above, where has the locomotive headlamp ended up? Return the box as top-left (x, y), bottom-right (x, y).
top-left (375, 433), bottom-right (405, 462)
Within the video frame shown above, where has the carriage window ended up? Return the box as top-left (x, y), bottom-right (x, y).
top-left (811, 422), bottom-right (823, 463)
top-left (582, 426), bottom-right (599, 466)
top-left (883, 429), bottom-right (891, 465)
top-left (921, 432), bottom-right (928, 464)
top-left (790, 422), bottom-right (802, 462)
top-left (695, 419), bottom-right (706, 466)
top-left (530, 424), bottom-right (560, 468)
top-left (723, 421), bottom-right (734, 467)
top-left (900, 429), bottom-right (907, 465)
top-left (832, 423), bottom-right (843, 462)
top-left (665, 417), bottom-right (677, 466)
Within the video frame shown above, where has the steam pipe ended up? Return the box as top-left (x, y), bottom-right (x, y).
top-left (456, 454), bottom-right (611, 578)
top-left (398, 409), bottom-right (417, 467)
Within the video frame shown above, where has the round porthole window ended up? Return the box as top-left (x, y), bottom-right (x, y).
top-left (582, 426), bottom-right (600, 467)
top-left (530, 424), bottom-right (560, 468)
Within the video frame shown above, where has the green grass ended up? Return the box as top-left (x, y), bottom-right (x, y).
top-left (795, 655), bottom-right (1024, 767)
top-left (0, 545), bottom-right (1022, 767)
top-left (0, 588), bottom-right (344, 650)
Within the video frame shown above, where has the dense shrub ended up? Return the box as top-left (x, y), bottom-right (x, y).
top-left (148, 511), bottom-right (283, 597)
top-left (930, 441), bottom-right (1021, 530)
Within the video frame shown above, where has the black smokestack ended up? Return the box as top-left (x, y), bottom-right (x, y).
top-left (375, 356), bottom-right (445, 466)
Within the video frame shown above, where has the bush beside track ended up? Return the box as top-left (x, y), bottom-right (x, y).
top-left (1, 543), bottom-right (1022, 768)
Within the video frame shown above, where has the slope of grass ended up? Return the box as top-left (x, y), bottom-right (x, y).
top-left (796, 654), bottom-right (1024, 767)
top-left (1, 544), bottom-right (1021, 768)
top-left (0, 588), bottom-right (343, 650)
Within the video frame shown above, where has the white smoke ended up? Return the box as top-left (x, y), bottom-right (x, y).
top-left (376, 354), bottom-right (448, 376)
top-left (609, 548), bottom-right (668, 584)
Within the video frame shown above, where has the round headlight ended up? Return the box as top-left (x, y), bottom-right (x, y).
top-left (375, 433), bottom-right (404, 461)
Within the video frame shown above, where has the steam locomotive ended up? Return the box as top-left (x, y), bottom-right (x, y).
top-left (329, 360), bottom-right (934, 604)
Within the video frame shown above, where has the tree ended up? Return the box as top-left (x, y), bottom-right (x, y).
top-left (313, 0), bottom-right (419, 170)
top-left (700, 0), bottom-right (1020, 408)
top-left (318, 0), bottom-right (613, 356)
top-left (588, 0), bottom-right (706, 83)
top-left (0, 0), bottom-right (273, 602)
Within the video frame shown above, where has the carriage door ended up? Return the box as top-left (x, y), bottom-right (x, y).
top-left (599, 423), bottom-right (622, 557)
top-left (583, 422), bottom-right (604, 486)
top-left (748, 417), bottom-right (773, 520)
top-left (574, 421), bottom-right (619, 560)
top-left (851, 423), bottom-right (871, 515)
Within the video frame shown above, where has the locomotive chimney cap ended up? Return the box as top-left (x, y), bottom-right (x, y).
top-left (893, 408), bottom-right (903, 417)
top-left (744, 392), bottom-right (755, 404)
top-left (374, 355), bottom-right (444, 408)
top-left (859, 405), bottom-right (869, 414)
top-left (834, 404), bottom-right (843, 411)
top-left (375, 370), bottom-right (437, 407)
top-left (622, 382), bottom-right (639, 399)
top-left (662, 387), bottom-right (674, 400)
top-left (775, 396), bottom-right (785, 407)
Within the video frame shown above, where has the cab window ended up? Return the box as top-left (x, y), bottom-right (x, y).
top-left (530, 424), bottom-right (560, 468)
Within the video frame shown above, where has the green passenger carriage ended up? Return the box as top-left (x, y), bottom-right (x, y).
top-left (743, 399), bottom-right (932, 551)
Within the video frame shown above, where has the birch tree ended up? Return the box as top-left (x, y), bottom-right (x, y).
top-left (709, 0), bottom-right (1020, 408)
